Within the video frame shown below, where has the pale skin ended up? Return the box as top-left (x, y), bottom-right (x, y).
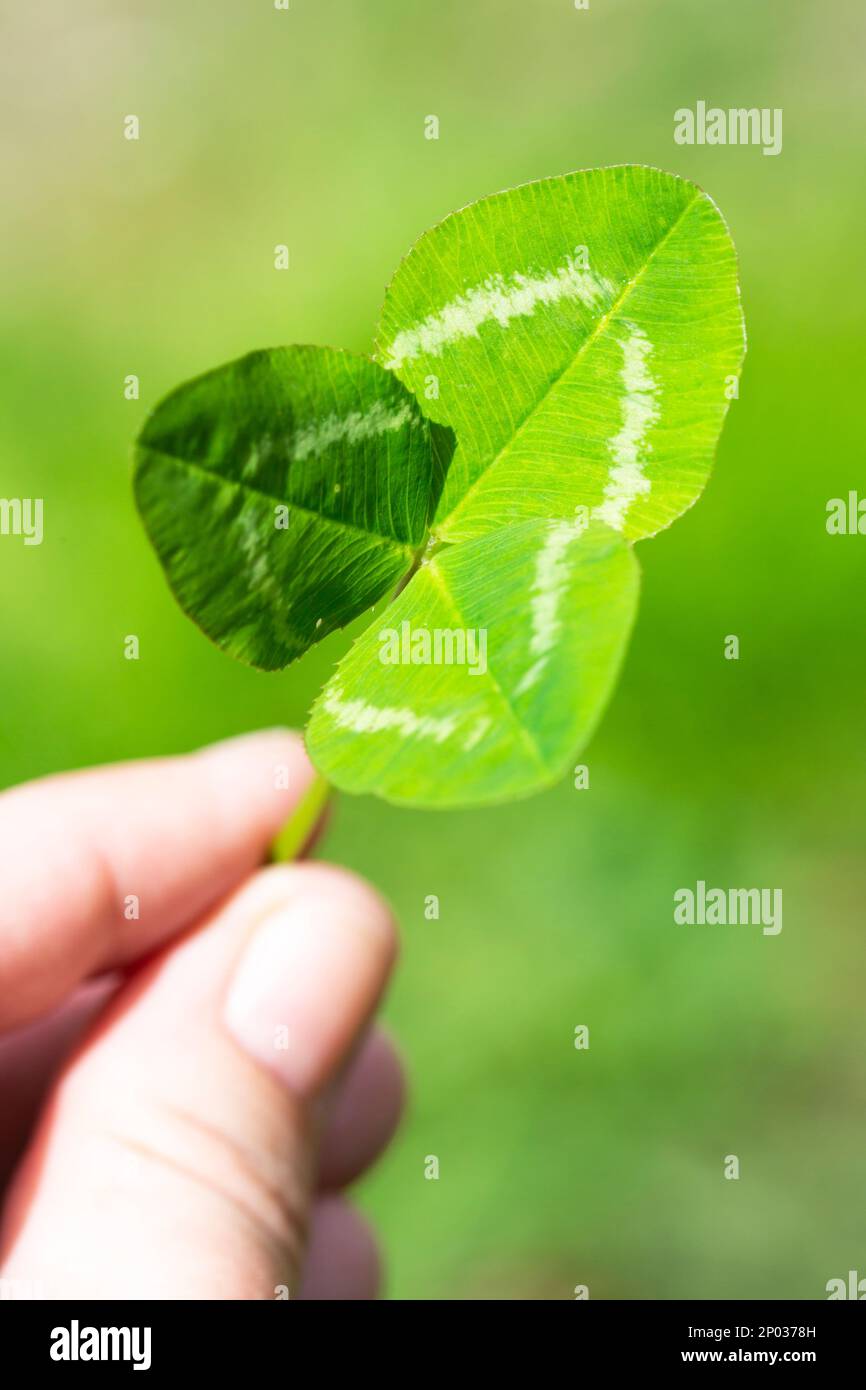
top-left (0, 730), bottom-right (404, 1299)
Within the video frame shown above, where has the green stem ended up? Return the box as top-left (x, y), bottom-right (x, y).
top-left (389, 533), bottom-right (451, 602)
top-left (270, 767), bottom-right (332, 863)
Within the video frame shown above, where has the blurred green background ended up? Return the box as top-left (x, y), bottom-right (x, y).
top-left (2, 0), bottom-right (864, 1298)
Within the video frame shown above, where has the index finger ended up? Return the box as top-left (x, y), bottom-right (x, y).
top-left (0, 730), bottom-right (318, 1031)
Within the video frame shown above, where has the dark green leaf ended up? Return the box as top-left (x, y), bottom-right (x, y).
top-left (134, 346), bottom-right (450, 669)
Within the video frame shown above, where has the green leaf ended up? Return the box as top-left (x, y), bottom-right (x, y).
top-left (307, 520), bottom-right (639, 807)
top-left (134, 346), bottom-right (451, 670)
top-left (377, 165), bottom-right (745, 545)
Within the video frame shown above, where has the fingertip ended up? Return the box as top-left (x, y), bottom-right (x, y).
top-left (318, 1028), bottom-right (406, 1191)
top-left (197, 726), bottom-right (307, 759)
top-left (196, 728), bottom-right (315, 824)
top-left (289, 862), bottom-right (400, 965)
top-left (223, 862), bottom-right (399, 1098)
top-left (298, 1196), bottom-right (381, 1300)
top-left (0, 731), bottom-right (325, 1030)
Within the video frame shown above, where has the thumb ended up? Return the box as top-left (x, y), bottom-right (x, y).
top-left (0, 863), bottom-right (397, 1299)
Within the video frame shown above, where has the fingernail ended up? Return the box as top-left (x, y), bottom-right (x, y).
top-left (223, 882), bottom-right (394, 1098)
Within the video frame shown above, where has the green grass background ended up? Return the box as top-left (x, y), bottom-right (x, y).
top-left (1, 0), bottom-right (864, 1298)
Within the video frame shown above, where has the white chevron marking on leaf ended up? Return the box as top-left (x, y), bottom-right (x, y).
top-left (515, 518), bottom-right (588, 696)
top-left (292, 400), bottom-right (416, 461)
top-left (463, 716), bottom-right (492, 751)
top-left (383, 257), bottom-right (614, 370)
top-left (592, 325), bottom-right (660, 531)
top-left (235, 506), bottom-right (295, 645)
top-left (320, 686), bottom-right (458, 743)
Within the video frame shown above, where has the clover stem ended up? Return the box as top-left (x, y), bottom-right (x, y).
top-left (390, 551), bottom-right (424, 601)
top-left (269, 766), bottom-right (332, 863)
top-left (389, 533), bottom-right (451, 602)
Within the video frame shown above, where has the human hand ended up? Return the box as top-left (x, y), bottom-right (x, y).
top-left (0, 731), bottom-right (402, 1299)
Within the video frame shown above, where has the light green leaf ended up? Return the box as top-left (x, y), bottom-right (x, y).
top-left (134, 346), bottom-right (450, 670)
top-left (377, 165), bottom-right (745, 545)
top-left (307, 520), bottom-right (639, 807)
